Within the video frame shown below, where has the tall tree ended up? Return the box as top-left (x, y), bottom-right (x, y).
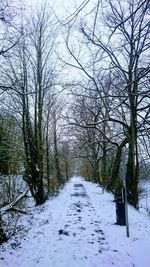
top-left (63, 0), bottom-right (150, 207)
top-left (1, 3), bottom-right (57, 205)
top-left (0, 0), bottom-right (21, 245)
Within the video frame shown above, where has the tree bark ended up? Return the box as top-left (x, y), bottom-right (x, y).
top-left (107, 138), bottom-right (128, 192)
top-left (126, 113), bottom-right (139, 208)
top-left (53, 115), bottom-right (62, 185)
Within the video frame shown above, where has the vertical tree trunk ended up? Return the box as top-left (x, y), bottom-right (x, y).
top-left (92, 160), bottom-right (99, 183)
top-left (101, 120), bottom-right (107, 190)
top-left (126, 78), bottom-right (139, 208)
top-left (65, 159), bottom-right (69, 180)
top-left (126, 119), bottom-right (139, 208)
top-left (46, 135), bottom-right (51, 194)
top-left (53, 116), bottom-right (62, 185)
top-left (107, 138), bottom-right (128, 192)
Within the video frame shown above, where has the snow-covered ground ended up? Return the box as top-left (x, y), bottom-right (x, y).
top-left (139, 179), bottom-right (150, 216)
top-left (0, 176), bottom-right (150, 267)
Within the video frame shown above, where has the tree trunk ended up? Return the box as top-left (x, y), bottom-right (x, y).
top-left (107, 138), bottom-right (128, 192)
top-left (126, 126), bottom-right (139, 208)
top-left (34, 181), bottom-right (45, 206)
top-left (92, 160), bottom-right (99, 183)
top-left (101, 122), bottom-right (107, 190)
top-left (46, 140), bottom-right (51, 194)
top-left (64, 157), bottom-right (69, 180)
top-left (126, 79), bottom-right (139, 208)
top-left (54, 140), bottom-right (62, 185)
top-left (53, 117), bottom-right (62, 185)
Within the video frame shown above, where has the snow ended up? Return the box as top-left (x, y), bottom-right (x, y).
top-left (0, 176), bottom-right (150, 267)
top-left (139, 180), bottom-right (150, 216)
top-left (35, 164), bottom-right (40, 172)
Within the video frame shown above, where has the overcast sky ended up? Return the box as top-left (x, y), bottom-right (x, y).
top-left (24, 0), bottom-right (79, 17)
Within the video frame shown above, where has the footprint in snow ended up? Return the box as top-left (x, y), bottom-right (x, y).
top-left (77, 209), bottom-right (81, 212)
top-left (58, 229), bottom-right (69, 236)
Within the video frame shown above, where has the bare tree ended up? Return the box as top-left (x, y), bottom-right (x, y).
top-left (62, 0), bottom-right (150, 208)
top-left (0, 0), bottom-right (22, 244)
top-left (1, 3), bottom-right (58, 205)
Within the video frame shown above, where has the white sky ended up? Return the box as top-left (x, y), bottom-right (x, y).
top-left (24, 0), bottom-right (80, 16)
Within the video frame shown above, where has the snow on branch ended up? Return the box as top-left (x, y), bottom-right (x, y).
top-left (1, 189), bottom-right (28, 215)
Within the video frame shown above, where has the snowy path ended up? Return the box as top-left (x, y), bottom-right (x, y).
top-left (0, 176), bottom-right (150, 267)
